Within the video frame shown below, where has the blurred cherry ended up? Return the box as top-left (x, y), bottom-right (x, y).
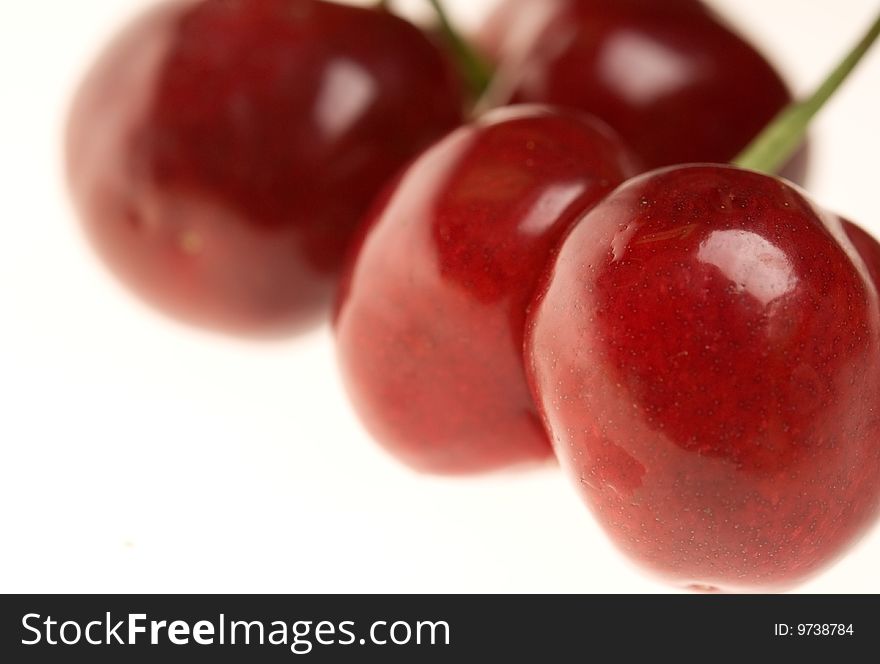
top-left (67, 0), bottom-right (463, 335)
top-left (335, 106), bottom-right (639, 474)
top-left (479, 0), bottom-right (806, 180)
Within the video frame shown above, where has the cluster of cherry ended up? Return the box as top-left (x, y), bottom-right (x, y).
top-left (67, 0), bottom-right (880, 592)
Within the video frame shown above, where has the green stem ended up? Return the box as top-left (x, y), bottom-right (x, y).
top-left (735, 11), bottom-right (880, 174)
top-left (426, 0), bottom-right (493, 99)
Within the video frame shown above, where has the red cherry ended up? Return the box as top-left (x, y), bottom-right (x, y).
top-left (67, 0), bottom-right (463, 335)
top-left (335, 106), bottom-right (639, 474)
top-left (525, 164), bottom-right (880, 591)
top-left (844, 218), bottom-right (880, 289)
top-left (481, 0), bottom-right (804, 178)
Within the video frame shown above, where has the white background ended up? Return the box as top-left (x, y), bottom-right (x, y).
top-left (1, 0), bottom-right (879, 593)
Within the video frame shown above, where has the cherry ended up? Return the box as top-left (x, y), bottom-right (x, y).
top-left (67, 0), bottom-right (463, 335)
top-left (525, 164), bottom-right (880, 590)
top-left (479, 0), bottom-right (804, 177)
top-left (334, 106), bottom-right (639, 474)
top-left (520, 7), bottom-right (880, 591)
top-left (845, 219), bottom-right (880, 287)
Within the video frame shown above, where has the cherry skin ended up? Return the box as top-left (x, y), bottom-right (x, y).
top-left (844, 218), bottom-right (880, 288)
top-left (335, 106), bottom-right (640, 474)
top-left (526, 165), bottom-right (880, 591)
top-left (480, 0), bottom-right (805, 178)
top-left (67, 0), bottom-right (463, 335)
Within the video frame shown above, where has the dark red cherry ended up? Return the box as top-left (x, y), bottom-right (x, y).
top-left (334, 106), bottom-right (639, 474)
top-left (844, 218), bottom-right (880, 288)
top-left (67, 0), bottom-right (463, 335)
top-left (525, 164), bottom-right (880, 591)
top-left (480, 0), bottom-right (804, 178)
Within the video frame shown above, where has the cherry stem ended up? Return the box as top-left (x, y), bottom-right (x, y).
top-left (376, 0), bottom-right (390, 11)
top-left (426, 0), bottom-right (493, 99)
top-left (735, 10), bottom-right (880, 175)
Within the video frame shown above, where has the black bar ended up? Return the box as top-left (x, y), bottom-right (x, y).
top-left (0, 594), bottom-right (874, 661)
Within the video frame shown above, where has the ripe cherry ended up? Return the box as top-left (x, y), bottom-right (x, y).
top-left (480, 0), bottom-right (803, 177)
top-left (525, 165), bottom-right (880, 590)
top-left (67, 0), bottom-right (463, 335)
top-left (335, 106), bottom-right (639, 474)
top-left (845, 218), bottom-right (880, 286)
